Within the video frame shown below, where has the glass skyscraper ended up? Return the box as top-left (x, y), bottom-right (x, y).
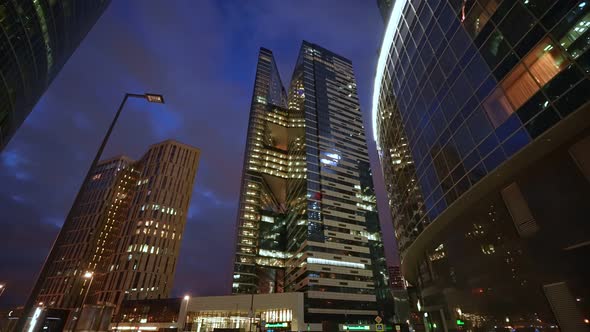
top-left (233, 42), bottom-right (392, 326)
top-left (373, 1), bottom-right (590, 331)
top-left (0, 0), bottom-right (110, 151)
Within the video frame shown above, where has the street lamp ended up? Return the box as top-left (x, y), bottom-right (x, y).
top-left (145, 93), bottom-right (165, 104)
top-left (0, 284), bottom-right (5, 298)
top-left (15, 92), bottom-right (165, 332)
top-left (179, 295), bottom-right (190, 331)
top-left (71, 271), bottom-right (94, 332)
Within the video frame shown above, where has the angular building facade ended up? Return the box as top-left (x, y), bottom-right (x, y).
top-left (233, 42), bottom-right (392, 325)
top-left (373, 1), bottom-right (590, 331)
top-left (0, 0), bottom-right (111, 151)
top-left (36, 156), bottom-right (138, 309)
top-left (31, 140), bottom-right (199, 314)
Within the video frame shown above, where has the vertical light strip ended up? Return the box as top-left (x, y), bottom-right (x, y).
top-left (372, 0), bottom-right (409, 144)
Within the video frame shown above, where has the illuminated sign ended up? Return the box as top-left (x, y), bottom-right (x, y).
top-left (343, 325), bottom-right (370, 330)
top-left (265, 322), bottom-right (289, 328)
top-left (457, 319), bottom-right (465, 326)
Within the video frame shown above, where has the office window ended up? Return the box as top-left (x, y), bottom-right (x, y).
top-left (483, 86), bottom-right (515, 128)
top-left (498, 3), bottom-right (536, 46)
top-left (502, 63), bottom-right (539, 111)
top-left (524, 38), bottom-right (569, 87)
top-left (555, 9), bottom-right (590, 59)
top-left (463, 2), bottom-right (491, 38)
top-left (481, 29), bottom-right (511, 68)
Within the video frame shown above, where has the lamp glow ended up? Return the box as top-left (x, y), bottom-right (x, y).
top-left (145, 93), bottom-right (165, 104)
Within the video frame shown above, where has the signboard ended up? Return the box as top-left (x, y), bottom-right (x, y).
top-left (375, 316), bottom-right (383, 324)
top-left (456, 319), bottom-right (465, 326)
top-left (342, 325), bottom-right (370, 331)
top-left (265, 322), bottom-right (289, 328)
top-left (376, 324), bottom-right (385, 331)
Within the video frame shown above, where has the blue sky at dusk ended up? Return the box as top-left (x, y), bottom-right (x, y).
top-left (0, 1), bottom-right (396, 307)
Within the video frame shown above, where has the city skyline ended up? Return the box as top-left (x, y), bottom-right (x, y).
top-left (0, 1), bottom-right (395, 309)
top-left (0, 1), bottom-right (588, 332)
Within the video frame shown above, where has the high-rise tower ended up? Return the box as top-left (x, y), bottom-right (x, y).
top-left (233, 42), bottom-right (391, 324)
top-left (30, 140), bottom-right (200, 313)
top-left (373, 1), bottom-right (590, 330)
top-left (0, 0), bottom-right (111, 151)
top-left (35, 156), bottom-right (138, 309)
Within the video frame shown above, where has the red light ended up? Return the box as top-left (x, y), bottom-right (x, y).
top-left (472, 288), bottom-right (484, 294)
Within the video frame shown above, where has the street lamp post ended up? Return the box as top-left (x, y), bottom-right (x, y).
top-left (181, 295), bottom-right (190, 331)
top-left (71, 272), bottom-right (94, 332)
top-left (15, 93), bottom-right (165, 332)
top-left (248, 293), bottom-right (254, 332)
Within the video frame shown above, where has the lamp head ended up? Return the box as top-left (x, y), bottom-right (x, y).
top-left (145, 93), bottom-right (165, 104)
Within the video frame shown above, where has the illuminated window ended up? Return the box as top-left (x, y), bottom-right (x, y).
top-left (261, 215), bottom-right (274, 223)
top-left (497, 64), bottom-right (535, 117)
top-left (524, 39), bottom-right (569, 87)
top-left (555, 5), bottom-right (590, 59)
top-left (484, 38), bottom-right (569, 128)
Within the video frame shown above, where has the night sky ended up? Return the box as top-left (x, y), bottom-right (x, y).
top-left (0, 1), bottom-right (397, 308)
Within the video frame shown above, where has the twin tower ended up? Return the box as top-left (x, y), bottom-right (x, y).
top-left (232, 42), bottom-right (392, 323)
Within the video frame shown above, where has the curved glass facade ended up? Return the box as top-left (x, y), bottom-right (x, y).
top-left (0, 0), bottom-right (110, 151)
top-left (373, 0), bottom-right (590, 331)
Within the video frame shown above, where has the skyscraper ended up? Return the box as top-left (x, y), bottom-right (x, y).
top-left (387, 266), bottom-right (404, 291)
top-left (31, 140), bottom-right (200, 313)
top-left (233, 42), bottom-right (392, 325)
top-left (0, 0), bottom-right (111, 152)
top-left (36, 156), bottom-right (138, 309)
top-left (373, 1), bottom-right (590, 331)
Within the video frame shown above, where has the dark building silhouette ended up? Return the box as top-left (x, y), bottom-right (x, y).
top-left (0, 0), bottom-right (110, 151)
